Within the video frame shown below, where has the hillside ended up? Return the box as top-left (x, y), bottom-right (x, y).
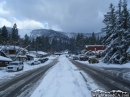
top-left (30, 29), bottom-right (105, 38)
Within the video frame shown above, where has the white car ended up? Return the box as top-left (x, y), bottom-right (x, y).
top-left (6, 61), bottom-right (24, 72)
top-left (27, 60), bottom-right (40, 65)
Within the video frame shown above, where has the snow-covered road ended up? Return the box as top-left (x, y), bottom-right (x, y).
top-left (77, 59), bottom-right (130, 82)
top-left (31, 55), bottom-right (100, 97)
top-left (1, 55), bottom-right (129, 97)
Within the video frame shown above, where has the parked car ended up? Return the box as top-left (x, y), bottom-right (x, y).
top-left (72, 56), bottom-right (79, 60)
top-left (79, 55), bottom-right (89, 61)
top-left (88, 57), bottom-right (99, 63)
top-left (38, 58), bottom-right (46, 63)
top-left (6, 61), bottom-right (24, 71)
top-left (27, 60), bottom-right (39, 65)
top-left (43, 58), bottom-right (49, 61)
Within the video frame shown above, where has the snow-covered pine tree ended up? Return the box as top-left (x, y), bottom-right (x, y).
top-left (102, 3), bottom-right (116, 46)
top-left (102, 0), bottom-right (130, 64)
top-left (11, 23), bottom-right (20, 45)
top-left (23, 34), bottom-right (30, 47)
top-left (102, 3), bottom-right (116, 63)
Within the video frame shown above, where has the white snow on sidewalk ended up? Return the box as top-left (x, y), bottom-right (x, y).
top-left (31, 55), bottom-right (99, 97)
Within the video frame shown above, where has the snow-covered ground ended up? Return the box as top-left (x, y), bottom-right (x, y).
top-left (76, 58), bottom-right (130, 81)
top-left (0, 55), bottom-right (57, 83)
top-left (1, 55), bottom-right (129, 97)
top-left (77, 59), bottom-right (130, 68)
top-left (30, 55), bottom-right (102, 97)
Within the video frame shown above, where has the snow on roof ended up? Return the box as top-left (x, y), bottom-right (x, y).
top-left (37, 51), bottom-right (47, 55)
top-left (29, 51), bottom-right (48, 55)
top-left (0, 56), bottom-right (12, 61)
top-left (26, 54), bottom-right (36, 58)
top-left (85, 45), bottom-right (104, 47)
top-left (0, 45), bottom-right (28, 51)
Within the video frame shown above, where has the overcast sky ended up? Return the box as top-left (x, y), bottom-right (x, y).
top-left (0, 0), bottom-right (130, 36)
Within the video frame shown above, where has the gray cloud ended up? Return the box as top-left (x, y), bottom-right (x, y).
top-left (1, 0), bottom-right (127, 33)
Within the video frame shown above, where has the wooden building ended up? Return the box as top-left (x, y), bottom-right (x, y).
top-left (0, 46), bottom-right (28, 61)
top-left (0, 56), bottom-right (12, 67)
top-left (85, 45), bottom-right (106, 55)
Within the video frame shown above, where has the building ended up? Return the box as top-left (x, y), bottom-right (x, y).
top-left (26, 53), bottom-right (36, 61)
top-left (85, 45), bottom-right (106, 54)
top-left (54, 52), bottom-right (62, 56)
top-left (0, 56), bottom-right (12, 67)
top-left (29, 51), bottom-right (48, 58)
top-left (0, 49), bottom-right (12, 67)
top-left (0, 45), bottom-right (28, 62)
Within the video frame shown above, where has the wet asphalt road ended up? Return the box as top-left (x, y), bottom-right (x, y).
top-left (70, 59), bottom-right (130, 94)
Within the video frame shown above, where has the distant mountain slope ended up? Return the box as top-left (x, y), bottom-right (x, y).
top-left (19, 29), bottom-right (32, 38)
top-left (30, 29), bottom-right (69, 40)
top-left (30, 29), bottom-right (106, 38)
top-left (63, 32), bottom-right (105, 38)
top-left (0, 27), bottom-right (105, 38)
top-left (63, 32), bottom-right (92, 38)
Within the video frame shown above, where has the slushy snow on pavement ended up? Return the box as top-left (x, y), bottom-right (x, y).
top-left (31, 55), bottom-right (100, 97)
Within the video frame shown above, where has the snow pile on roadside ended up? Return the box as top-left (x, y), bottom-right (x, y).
top-left (77, 59), bottom-right (130, 68)
top-left (31, 55), bottom-right (97, 97)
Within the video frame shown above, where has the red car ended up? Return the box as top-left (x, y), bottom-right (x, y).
top-left (80, 56), bottom-right (88, 61)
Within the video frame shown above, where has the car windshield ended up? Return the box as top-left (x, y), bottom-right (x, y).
top-left (9, 63), bottom-right (19, 65)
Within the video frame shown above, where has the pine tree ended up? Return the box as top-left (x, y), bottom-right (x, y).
top-left (30, 38), bottom-right (35, 51)
top-left (51, 38), bottom-right (57, 52)
top-left (91, 32), bottom-right (96, 45)
top-left (45, 36), bottom-right (50, 52)
top-left (75, 33), bottom-right (85, 53)
top-left (1, 25), bottom-right (9, 45)
top-left (23, 34), bottom-right (30, 47)
top-left (11, 23), bottom-right (20, 45)
top-left (102, 3), bottom-right (116, 46)
top-left (102, 0), bottom-right (130, 64)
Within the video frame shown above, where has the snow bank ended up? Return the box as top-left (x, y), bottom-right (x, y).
top-left (77, 59), bottom-right (130, 68)
top-left (31, 55), bottom-right (100, 97)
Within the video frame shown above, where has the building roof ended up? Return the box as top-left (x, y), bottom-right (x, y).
top-left (26, 54), bottom-right (36, 58)
top-left (37, 51), bottom-right (47, 55)
top-left (86, 45), bottom-right (105, 48)
top-left (29, 51), bottom-right (48, 55)
top-left (0, 45), bottom-right (28, 51)
top-left (85, 45), bottom-right (106, 51)
top-left (0, 56), bottom-right (12, 61)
